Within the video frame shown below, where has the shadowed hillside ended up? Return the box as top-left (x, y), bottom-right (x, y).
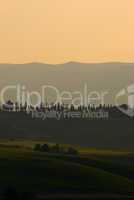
top-left (0, 111), bottom-right (134, 150)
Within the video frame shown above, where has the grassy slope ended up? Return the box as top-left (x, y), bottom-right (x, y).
top-left (0, 147), bottom-right (134, 195)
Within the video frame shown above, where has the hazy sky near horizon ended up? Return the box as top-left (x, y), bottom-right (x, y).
top-left (0, 0), bottom-right (133, 64)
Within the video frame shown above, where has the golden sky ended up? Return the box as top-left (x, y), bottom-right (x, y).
top-left (0, 0), bottom-right (133, 64)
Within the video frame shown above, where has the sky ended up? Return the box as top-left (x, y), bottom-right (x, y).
top-left (0, 0), bottom-right (133, 64)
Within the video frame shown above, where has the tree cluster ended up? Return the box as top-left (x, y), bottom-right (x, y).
top-left (34, 143), bottom-right (78, 155)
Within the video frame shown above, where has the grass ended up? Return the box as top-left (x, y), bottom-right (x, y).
top-left (0, 141), bottom-right (133, 196)
top-left (0, 139), bottom-right (132, 155)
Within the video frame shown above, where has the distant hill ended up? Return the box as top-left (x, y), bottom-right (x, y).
top-left (0, 62), bottom-right (133, 104)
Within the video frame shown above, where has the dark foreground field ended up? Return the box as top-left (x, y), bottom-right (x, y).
top-left (0, 141), bottom-right (134, 199)
top-left (0, 111), bottom-right (134, 150)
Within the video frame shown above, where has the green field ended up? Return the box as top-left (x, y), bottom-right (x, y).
top-left (0, 139), bottom-right (134, 199)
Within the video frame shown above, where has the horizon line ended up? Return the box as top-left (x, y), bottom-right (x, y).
top-left (0, 61), bottom-right (133, 65)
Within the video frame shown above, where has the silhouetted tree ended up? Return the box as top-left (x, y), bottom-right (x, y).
top-left (41, 144), bottom-right (50, 152)
top-left (51, 143), bottom-right (60, 153)
top-left (34, 144), bottom-right (41, 151)
top-left (67, 147), bottom-right (78, 155)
